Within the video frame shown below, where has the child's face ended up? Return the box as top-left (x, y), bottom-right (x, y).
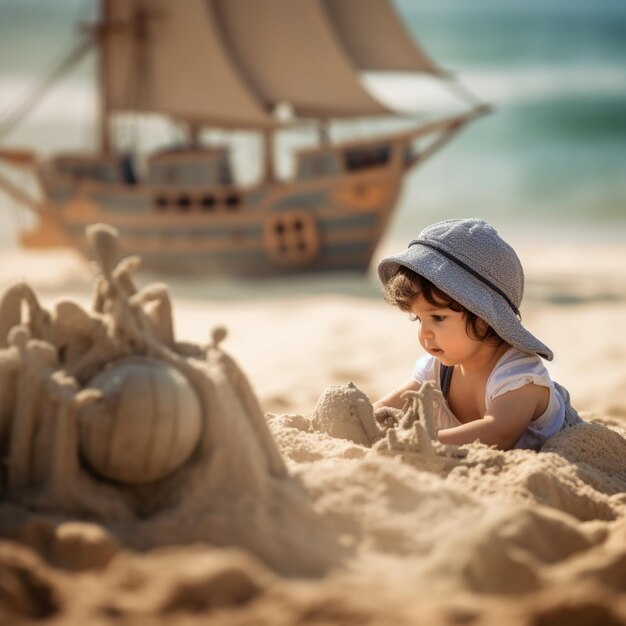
top-left (409, 293), bottom-right (491, 366)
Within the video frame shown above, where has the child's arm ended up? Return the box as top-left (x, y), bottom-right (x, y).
top-left (373, 377), bottom-right (422, 411)
top-left (437, 383), bottom-right (549, 450)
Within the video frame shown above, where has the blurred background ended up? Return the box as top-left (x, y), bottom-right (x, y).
top-left (0, 0), bottom-right (624, 261)
top-left (392, 0), bottom-right (626, 243)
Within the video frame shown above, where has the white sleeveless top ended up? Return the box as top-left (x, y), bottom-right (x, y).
top-left (411, 347), bottom-right (565, 450)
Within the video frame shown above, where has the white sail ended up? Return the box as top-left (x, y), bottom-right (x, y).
top-left (200, 0), bottom-right (392, 119)
top-left (323, 0), bottom-right (442, 74)
top-left (103, 0), bottom-right (273, 127)
top-left (102, 0), bottom-right (447, 126)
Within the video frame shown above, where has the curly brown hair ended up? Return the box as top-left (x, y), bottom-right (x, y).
top-left (382, 266), bottom-right (502, 343)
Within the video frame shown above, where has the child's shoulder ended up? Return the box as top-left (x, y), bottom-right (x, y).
top-left (488, 347), bottom-right (552, 401)
top-left (495, 346), bottom-right (547, 372)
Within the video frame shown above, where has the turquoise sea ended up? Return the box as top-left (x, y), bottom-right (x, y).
top-left (0, 0), bottom-right (624, 247)
top-left (389, 0), bottom-right (626, 242)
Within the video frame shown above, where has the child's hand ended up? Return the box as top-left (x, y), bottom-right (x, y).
top-left (374, 406), bottom-right (404, 430)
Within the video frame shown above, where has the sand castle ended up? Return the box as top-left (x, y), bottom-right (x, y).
top-left (0, 224), bottom-right (340, 575)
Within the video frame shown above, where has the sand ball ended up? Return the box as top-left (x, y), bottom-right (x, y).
top-left (310, 382), bottom-right (381, 446)
top-left (78, 357), bottom-right (202, 484)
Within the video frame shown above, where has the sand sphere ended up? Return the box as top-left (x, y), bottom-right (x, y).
top-left (78, 357), bottom-right (202, 484)
top-left (310, 382), bottom-right (380, 446)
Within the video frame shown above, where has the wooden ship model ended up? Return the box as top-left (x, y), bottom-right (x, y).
top-left (0, 0), bottom-right (487, 276)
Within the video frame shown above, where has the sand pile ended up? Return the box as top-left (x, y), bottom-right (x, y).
top-left (2, 376), bottom-right (625, 624)
top-left (0, 226), bottom-right (626, 625)
top-left (261, 388), bottom-right (626, 623)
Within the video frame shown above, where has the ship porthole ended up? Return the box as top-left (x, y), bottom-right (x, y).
top-left (177, 195), bottom-right (192, 211)
top-left (225, 193), bottom-right (240, 209)
top-left (264, 211), bottom-right (320, 267)
top-left (201, 195), bottom-right (215, 210)
top-left (155, 195), bottom-right (169, 210)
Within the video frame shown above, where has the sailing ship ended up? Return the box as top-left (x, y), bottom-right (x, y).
top-left (0, 0), bottom-right (487, 276)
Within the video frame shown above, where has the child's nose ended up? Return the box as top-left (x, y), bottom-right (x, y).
top-left (419, 325), bottom-right (435, 341)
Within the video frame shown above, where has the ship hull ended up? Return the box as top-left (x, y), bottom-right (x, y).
top-left (23, 134), bottom-right (413, 276)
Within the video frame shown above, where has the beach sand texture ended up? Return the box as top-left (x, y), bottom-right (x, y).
top-left (0, 235), bottom-right (625, 626)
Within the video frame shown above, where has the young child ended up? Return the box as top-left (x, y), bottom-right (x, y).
top-left (374, 218), bottom-right (580, 451)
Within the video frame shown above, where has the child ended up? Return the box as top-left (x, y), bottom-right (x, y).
top-left (374, 218), bottom-right (580, 451)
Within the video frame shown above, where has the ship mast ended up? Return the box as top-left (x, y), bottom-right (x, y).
top-left (97, 0), bottom-right (112, 155)
top-left (262, 129), bottom-right (275, 183)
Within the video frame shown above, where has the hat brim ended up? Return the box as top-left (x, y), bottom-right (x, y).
top-left (378, 245), bottom-right (553, 361)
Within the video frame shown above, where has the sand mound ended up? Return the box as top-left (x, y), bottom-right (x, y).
top-left (5, 401), bottom-right (626, 624)
top-left (265, 382), bottom-right (626, 616)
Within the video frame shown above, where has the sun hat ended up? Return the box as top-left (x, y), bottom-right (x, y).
top-left (377, 218), bottom-right (553, 360)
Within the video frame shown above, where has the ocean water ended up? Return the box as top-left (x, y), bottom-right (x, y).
top-left (387, 0), bottom-right (626, 243)
top-left (0, 0), bottom-right (624, 248)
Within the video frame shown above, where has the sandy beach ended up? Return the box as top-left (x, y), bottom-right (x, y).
top-left (0, 231), bottom-right (625, 625)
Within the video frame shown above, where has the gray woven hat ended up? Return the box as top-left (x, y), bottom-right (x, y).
top-left (377, 218), bottom-right (553, 360)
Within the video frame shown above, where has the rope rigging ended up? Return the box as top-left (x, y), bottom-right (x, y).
top-left (0, 36), bottom-right (93, 141)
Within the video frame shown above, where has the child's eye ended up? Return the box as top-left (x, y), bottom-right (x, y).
top-left (409, 314), bottom-right (421, 322)
top-left (432, 315), bottom-right (446, 323)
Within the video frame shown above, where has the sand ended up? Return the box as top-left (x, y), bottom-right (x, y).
top-left (0, 233), bottom-right (626, 625)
